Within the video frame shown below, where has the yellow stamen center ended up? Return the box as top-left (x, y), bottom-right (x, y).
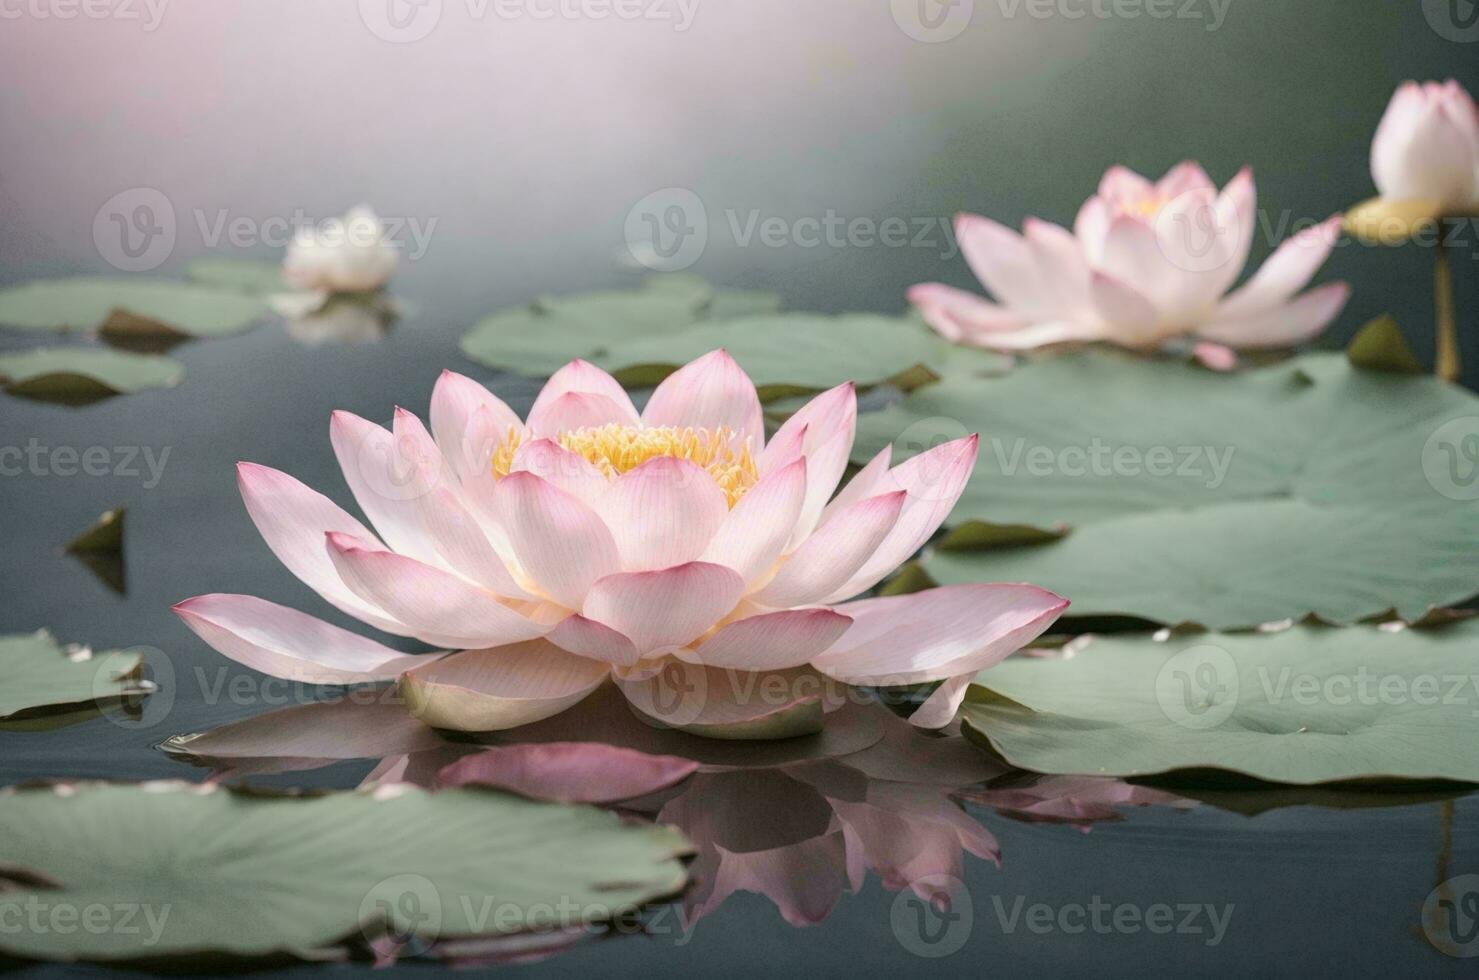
top-left (1121, 195), bottom-right (1167, 220)
top-left (491, 424), bottom-right (759, 507)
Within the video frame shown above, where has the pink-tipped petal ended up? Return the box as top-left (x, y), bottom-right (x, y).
top-left (491, 471), bottom-right (622, 608)
top-left (641, 349), bottom-right (764, 447)
top-left (1099, 214), bottom-right (1178, 312)
top-left (1199, 282), bottom-right (1351, 349)
top-left (752, 491), bottom-right (905, 608)
top-left (509, 438), bottom-right (609, 509)
top-left (326, 533), bottom-right (548, 649)
top-left (813, 584), bottom-right (1069, 686)
top-left (824, 435), bottom-right (978, 602)
top-left (528, 359), bottom-right (639, 431)
top-left (235, 462), bottom-right (408, 635)
top-left (907, 674), bottom-right (975, 730)
top-left (1097, 164), bottom-right (1154, 206)
top-left (1023, 217), bottom-right (1091, 312)
top-left (415, 485), bottom-right (533, 599)
top-left (1216, 215), bottom-right (1343, 320)
top-left (763, 383), bottom-right (857, 542)
top-left (397, 641), bottom-right (610, 732)
top-left (1192, 342), bottom-right (1240, 372)
top-left (908, 283), bottom-right (1024, 344)
top-left (436, 742), bottom-right (698, 803)
top-left (819, 446), bottom-right (893, 529)
top-left (1073, 196), bottom-right (1112, 263)
top-left (701, 457), bottom-right (808, 586)
top-left (524, 391), bottom-right (640, 438)
top-left (582, 562), bottom-right (745, 656)
top-left (173, 593), bottom-right (433, 684)
top-left (1089, 270), bottom-right (1160, 345)
top-left (430, 370), bottom-right (522, 484)
top-left (546, 614), bottom-right (642, 668)
top-left (1155, 160), bottom-right (1216, 199)
top-left (955, 213), bottom-right (1054, 315)
top-left (597, 457), bottom-right (729, 571)
top-left (691, 609), bottom-right (853, 671)
top-left (329, 410), bottom-right (445, 567)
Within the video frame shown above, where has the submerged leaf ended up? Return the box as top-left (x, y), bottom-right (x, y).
top-left (960, 623), bottom-right (1479, 785)
top-left (0, 348), bottom-right (182, 405)
top-left (0, 782), bottom-right (692, 963)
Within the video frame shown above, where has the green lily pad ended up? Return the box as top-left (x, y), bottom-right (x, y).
top-left (0, 348), bottom-right (182, 405)
top-left (960, 622), bottom-right (1479, 785)
top-left (0, 278), bottom-right (265, 346)
top-left (0, 630), bottom-right (148, 726)
top-left (594, 313), bottom-right (961, 400)
top-left (460, 282), bottom-right (711, 379)
top-left (0, 781), bottom-right (691, 963)
top-left (855, 350), bottom-right (1479, 628)
top-left (185, 258), bottom-right (285, 294)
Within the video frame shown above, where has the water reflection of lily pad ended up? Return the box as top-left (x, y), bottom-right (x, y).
top-left (0, 348), bottom-right (183, 405)
top-left (858, 351), bottom-right (1479, 627)
top-left (0, 278), bottom-right (266, 348)
top-left (960, 623), bottom-right (1479, 785)
top-left (0, 631), bottom-right (148, 727)
top-left (0, 781), bottom-right (692, 964)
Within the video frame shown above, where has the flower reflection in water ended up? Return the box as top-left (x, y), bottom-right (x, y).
top-left (162, 686), bottom-right (1194, 963)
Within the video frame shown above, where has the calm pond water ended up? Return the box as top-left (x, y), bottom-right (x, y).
top-left (3, 0), bottom-right (1479, 975)
top-left (1, 294), bottom-right (1476, 978)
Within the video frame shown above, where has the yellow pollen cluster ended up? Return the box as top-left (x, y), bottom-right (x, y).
top-left (491, 424), bottom-right (759, 507)
top-left (1121, 195), bottom-right (1167, 220)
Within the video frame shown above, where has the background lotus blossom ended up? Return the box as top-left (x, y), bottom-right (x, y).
top-left (174, 350), bottom-right (1066, 737)
top-left (1371, 80), bottom-right (1479, 218)
top-left (281, 204), bottom-right (399, 294)
top-left (911, 162), bottom-right (1350, 359)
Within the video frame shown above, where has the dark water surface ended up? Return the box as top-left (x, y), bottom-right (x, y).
top-left (4, 0), bottom-right (1479, 975)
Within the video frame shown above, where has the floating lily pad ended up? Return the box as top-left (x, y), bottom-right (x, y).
top-left (960, 623), bottom-right (1479, 785)
top-left (855, 351), bottom-right (1479, 628)
top-left (0, 781), bottom-right (692, 963)
top-left (460, 282), bottom-right (711, 379)
top-left (185, 258), bottom-right (285, 294)
top-left (0, 278), bottom-right (265, 350)
top-left (0, 348), bottom-right (182, 405)
top-left (0, 630), bottom-right (148, 727)
top-left (593, 313), bottom-right (960, 400)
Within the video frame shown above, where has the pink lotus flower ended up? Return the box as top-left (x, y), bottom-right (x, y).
top-left (173, 351), bottom-right (1066, 737)
top-left (911, 163), bottom-right (1350, 358)
top-left (1372, 80), bottom-right (1479, 217)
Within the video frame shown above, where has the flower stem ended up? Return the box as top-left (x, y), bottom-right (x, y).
top-left (1434, 222), bottom-right (1460, 383)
